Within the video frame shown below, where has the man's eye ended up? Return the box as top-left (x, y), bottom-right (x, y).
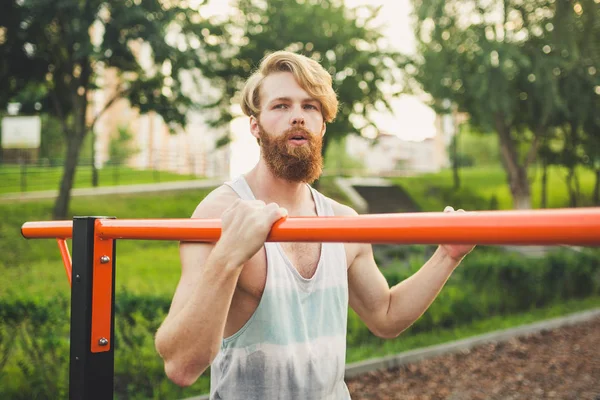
top-left (304, 104), bottom-right (318, 110)
top-left (274, 104), bottom-right (288, 109)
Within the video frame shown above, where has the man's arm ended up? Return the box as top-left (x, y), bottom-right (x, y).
top-left (154, 187), bottom-right (287, 387)
top-left (348, 241), bottom-right (464, 338)
top-left (334, 202), bottom-right (471, 339)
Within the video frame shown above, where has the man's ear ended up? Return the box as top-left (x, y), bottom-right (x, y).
top-left (250, 115), bottom-right (260, 139)
top-left (321, 122), bottom-right (327, 137)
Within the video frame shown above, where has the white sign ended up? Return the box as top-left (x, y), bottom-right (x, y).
top-left (1, 116), bottom-right (41, 149)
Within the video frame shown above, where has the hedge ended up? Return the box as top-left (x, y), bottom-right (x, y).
top-left (1, 247), bottom-right (598, 399)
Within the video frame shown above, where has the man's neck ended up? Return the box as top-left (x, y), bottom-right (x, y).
top-left (244, 160), bottom-right (315, 216)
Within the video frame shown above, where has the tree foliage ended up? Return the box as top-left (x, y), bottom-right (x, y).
top-left (1, 0), bottom-right (211, 218)
top-left (194, 0), bottom-right (403, 151)
top-left (410, 0), bottom-right (599, 209)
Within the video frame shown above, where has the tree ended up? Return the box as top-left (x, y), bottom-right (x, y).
top-left (1, 0), bottom-right (211, 218)
top-left (410, 0), bottom-right (573, 209)
top-left (108, 125), bottom-right (138, 165)
top-left (192, 0), bottom-right (403, 156)
top-left (582, 80), bottom-right (600, 204)
top-left (584, 119), bottom-right (600, 205)
top-left (554, 0), bottom-right (599, 205)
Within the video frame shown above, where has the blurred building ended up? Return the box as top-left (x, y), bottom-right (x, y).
top-left (87, 38), bottom-right (461, 180)
top-left (87, 38), bottom-right (230, 179)
top-left (345, 111), bottom-right (462, 176)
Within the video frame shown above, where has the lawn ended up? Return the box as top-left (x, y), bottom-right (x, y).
top-left (1, 177), bottom-right (350, 298)
top-left (393, 165), bottom-right (597, 211)
top-left (3, 167), bottom-right (597, 298)
top-left (346, 295), bottom-right (600, 363)
top-left (1, 189), bottom-right (214, 298)
top-left (0, 164), bottom-right (199, 194)
top-left (1, 169), bottom-right (599, 399)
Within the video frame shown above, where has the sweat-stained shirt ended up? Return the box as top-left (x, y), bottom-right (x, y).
top-left (209, 175), bottom-right (351, 399)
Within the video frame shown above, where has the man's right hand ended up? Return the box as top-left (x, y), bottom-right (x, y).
top-left (213, 199), bottom-right (288, 270)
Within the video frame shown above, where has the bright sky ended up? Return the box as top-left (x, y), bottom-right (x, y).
top-left (199, 0), bottom-right (437, 177)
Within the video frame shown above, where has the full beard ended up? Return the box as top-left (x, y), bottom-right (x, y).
top-left (258, 123), bottom-right (324, 184)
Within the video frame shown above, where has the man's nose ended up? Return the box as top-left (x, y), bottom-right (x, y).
top-left (290, 114), bottom-right (305, 127)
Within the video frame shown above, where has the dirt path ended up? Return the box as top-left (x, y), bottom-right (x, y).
top-left (346, 317), bottom-right (600, 400)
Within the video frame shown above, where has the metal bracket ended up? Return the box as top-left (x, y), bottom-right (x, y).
top-left (57, 238), bottom-right (72, 286)
top-left (90, 233), bottom-right (114, 353)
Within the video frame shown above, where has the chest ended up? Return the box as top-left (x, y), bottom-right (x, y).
top-left (236, 242), bottom-right (322, 299)
top-left (225, 243), bottom-right (350, 338)
top-left (279, 242), bottom-right (322, 279)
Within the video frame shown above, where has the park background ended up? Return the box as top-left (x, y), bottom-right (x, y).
top-left (1, 0), bottom-right (599, 398)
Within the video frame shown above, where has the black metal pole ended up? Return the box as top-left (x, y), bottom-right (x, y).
top-left (70, 216), bottom-right (116, 400)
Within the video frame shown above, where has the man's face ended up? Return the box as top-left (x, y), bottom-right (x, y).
top-left (250, 71), bottom-right (326, 183)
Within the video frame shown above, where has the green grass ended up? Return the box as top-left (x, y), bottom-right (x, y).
top-left (1, 189), bottom-right (214, 298)
top-left (2, 165), bottom-right (597, 297)
top-left (393, 165), bottom-right (597, 212)
top-left (346, 295), bottom-right (600, 364)
top-left (2, 172), bottom-right (599, 398)
top-left (0, 164), bottom-right (199, 194)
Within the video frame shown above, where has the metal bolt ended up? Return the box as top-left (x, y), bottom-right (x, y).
top-left (75, 356), bottom-right (80, 361)
top-left (75, 274), bottom-right (81, 281)
top-left (100, 255), bottom-right (110, 264)
top-left (98, 338), bottom-right (108, 346)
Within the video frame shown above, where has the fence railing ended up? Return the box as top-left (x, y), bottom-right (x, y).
top-left (0, 156), bottom-right (206, 194)
top-left (1, 161), bottom-right (433, 195)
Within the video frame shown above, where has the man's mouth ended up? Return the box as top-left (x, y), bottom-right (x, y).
top-left (288, 132), bottom-right (308, 145)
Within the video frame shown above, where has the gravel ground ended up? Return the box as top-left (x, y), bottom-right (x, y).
top-left (346, 317), bottom-right (600, 400)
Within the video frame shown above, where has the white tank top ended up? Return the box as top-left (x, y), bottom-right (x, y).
top-left (209, 175), bottom-right (351, 399)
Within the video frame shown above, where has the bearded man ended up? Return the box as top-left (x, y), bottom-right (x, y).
top-left (155, 51), bottom-right (474, 399)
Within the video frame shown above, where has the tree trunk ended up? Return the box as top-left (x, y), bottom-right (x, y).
top-left (53, 76), bottom-right (90, 219)
top-left (566, 168), bottom-right (577, 207)
top-left (594, 168), bottom-right (600, 205)
top-left (541, 160), bottom-right (548, 208)
top-left (566, 166), bottom-right (581, 207)
top-left (511, 184), bottom-right (531, 209)
top-left (574, 170), bottom-right (581, 205)
top-left (53, 134), bottom-right (85, 219)
top-left (565, 121), bottom-right (580, 207)
top-left (91, 130), bottom-right (98, 187)
top-left (451, 132), bottom-right (460, 190)
top-left (494, 114), bottom-right (531, 209)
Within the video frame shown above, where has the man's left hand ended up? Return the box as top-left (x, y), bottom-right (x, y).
top-left (439, 206), bottom-right (476, 262)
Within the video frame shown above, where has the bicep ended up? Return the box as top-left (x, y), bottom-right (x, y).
top-left (331, 199), bottom-right (391, 331)
top-left (348, 244), bottom-right (391, 334)
top-left (164, 241), bottom-right (215, 321)
top-left (164, 186), bottom-right (237, 322)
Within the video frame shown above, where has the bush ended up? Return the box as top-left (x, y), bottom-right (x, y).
top-left (0, 295), bottom-right (70, 399)
top-left (0, 248), bottom-right (598, 398)
top-left (0, 292), bottom-right (209, 400)
top-left (346, 247), bottom-right (600, 346)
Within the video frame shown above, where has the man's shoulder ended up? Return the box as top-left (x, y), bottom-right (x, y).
top-left (330, 200), bottom-right (359, 217)
top-left (191, 184), bottom-right (238, 219)
top-left (311, 187), bottom-right (358, 217)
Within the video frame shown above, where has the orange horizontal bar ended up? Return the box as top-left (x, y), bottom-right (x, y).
top-left (20, 208), bottom-right (600, 245)
top-left (22, 220), bottom-right (73, 239)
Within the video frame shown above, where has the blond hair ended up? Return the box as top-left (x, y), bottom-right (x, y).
top-left (240, 51), bottom-right (338, 123)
